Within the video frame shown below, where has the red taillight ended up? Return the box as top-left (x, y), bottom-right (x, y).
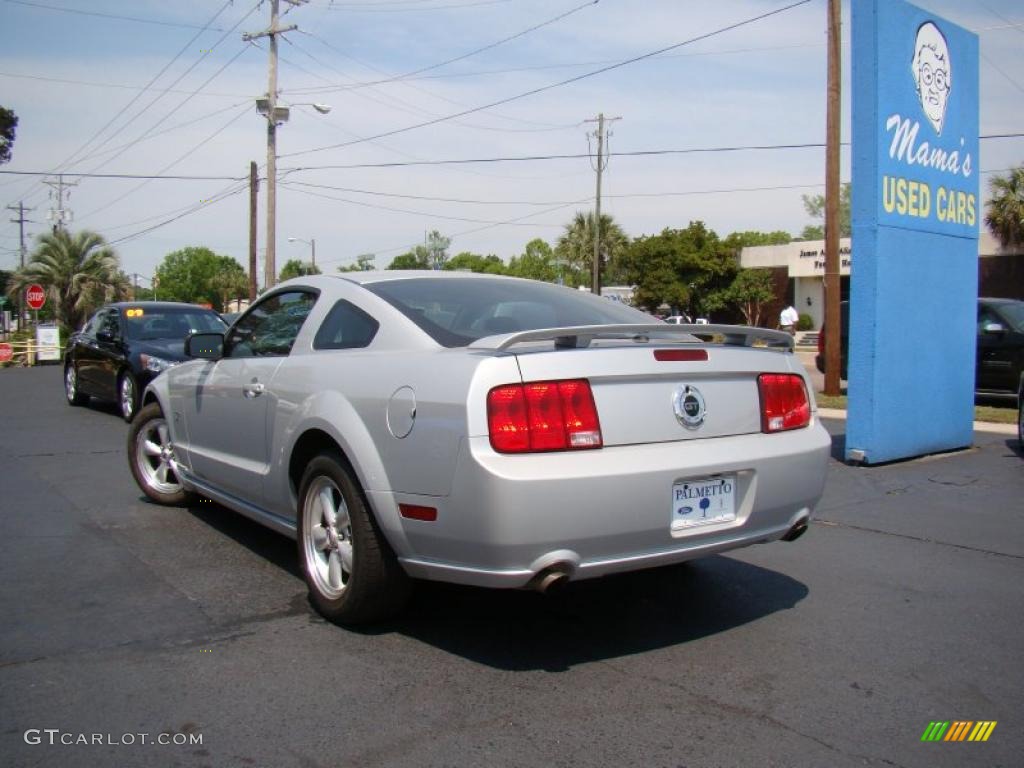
top-left (758, 374), bottom-right (811, 433)
top-left (487, 379), bottom-right (602, 453)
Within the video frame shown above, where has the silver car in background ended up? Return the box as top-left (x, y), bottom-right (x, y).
top-left (127, 272), bottom-right (831, 625)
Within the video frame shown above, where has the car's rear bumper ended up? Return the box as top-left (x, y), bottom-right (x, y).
top-left (383, 420), bottom-right (831, 588)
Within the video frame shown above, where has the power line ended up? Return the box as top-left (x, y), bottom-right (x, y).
top-left (3, 134), bottom-right (1017, 184)
top-left (50, 0), bottom-right (239, 175)
top-left (0, 70), bottom-right (249, 99)
top-left (284, 41), bottom-right (825, 95)
top-left (77, 104), bottom-right (252, 222)
top-left (323, 0), bottom-right (515, 11)
top-left (0, 0), bottom-right (230, 31)
top-left (280, 0), bottom-right (814, 158)
top-left (75, 7), bottom-right (261, 176)
top-left (281, 182), bottom-right (566, 225)
top-left (294, 29), bottom-right (576, 131)
top-left (106, 183), bottom-right (250, 247)
top-left (0, 170), bottom-right (247, 180)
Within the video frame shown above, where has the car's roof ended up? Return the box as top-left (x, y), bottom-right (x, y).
top-left (106, 301), bottom-right (218, 310)
top-left (281, 271), bottom-right (536, 288)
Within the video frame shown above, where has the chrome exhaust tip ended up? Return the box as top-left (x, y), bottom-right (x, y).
top-left (782, 517), bottom-right (810, 542)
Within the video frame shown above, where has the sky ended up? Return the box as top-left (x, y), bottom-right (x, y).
top-left (1, 0), bottom-right (1021, 284)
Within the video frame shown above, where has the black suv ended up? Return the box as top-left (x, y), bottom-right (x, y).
top-left (64, 302), bottom-right (227, 421)
top-left (976, 297), bottom-right (1024, 398)
top-left (816, 297), bottom-right (1024, 398)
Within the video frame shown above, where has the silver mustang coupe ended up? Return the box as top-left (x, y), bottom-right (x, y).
top-left (127, 272), bottom-right (831, 624)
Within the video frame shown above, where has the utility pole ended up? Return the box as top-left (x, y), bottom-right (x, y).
top-left (6, 201), bottom-right (33, 331)
top-left (584, 113), bottom-right (621, 296)
top-left (244, 0), bottom-right (303, 290)
top-left (42, 175), bottom-right (77, 232)
top-left (249, 161), bottom-right (259, 302)
top-left (824, 0), bottom-right (842, 396)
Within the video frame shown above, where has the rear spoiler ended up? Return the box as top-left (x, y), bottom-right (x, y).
top-left (469, 324), bottom-right (794, 352)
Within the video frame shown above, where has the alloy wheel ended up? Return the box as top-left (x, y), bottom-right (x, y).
top-left (134, 417), bottom-right (183, 496)
top-left (302, 476), bottom-right (354, 599)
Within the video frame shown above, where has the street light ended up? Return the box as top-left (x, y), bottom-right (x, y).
top-left (287, 236), bottom-right (316, 270)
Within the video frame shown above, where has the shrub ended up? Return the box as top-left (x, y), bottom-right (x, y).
top-left (797, 313), bottom-right (815, 331)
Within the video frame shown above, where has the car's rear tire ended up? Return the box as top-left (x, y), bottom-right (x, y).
top-left (119, 370), bottom-right (139, 422)
top-left (127, 402), bottom-right (194, 505)
top-left (297, 453), bottom-right (411, 625)
top-left (65, 363), bottom-right (88, 406)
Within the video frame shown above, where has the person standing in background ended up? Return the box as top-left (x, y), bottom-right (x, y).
top-left (780, 304), bottom-right (799, 335)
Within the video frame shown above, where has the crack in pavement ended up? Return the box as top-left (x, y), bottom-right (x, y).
top-left (815, 519), bottom-right (1024, 560)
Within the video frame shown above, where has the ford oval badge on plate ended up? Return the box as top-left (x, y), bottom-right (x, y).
top-left (673, 385), bottom-right (706, 429)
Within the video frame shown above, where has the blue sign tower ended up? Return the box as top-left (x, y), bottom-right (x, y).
top-left (849, 0), bottom-right (979, 464)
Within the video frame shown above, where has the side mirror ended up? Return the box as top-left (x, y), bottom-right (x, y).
top-left (983, 322), bottom-right (1006, 335)
top-left (186, 332), bottom-right (224, 360)
top-left (96, 330), bottom-right (116, 344)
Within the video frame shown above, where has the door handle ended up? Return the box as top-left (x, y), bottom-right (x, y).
top-left (243, 381), bottom-right (265, 398)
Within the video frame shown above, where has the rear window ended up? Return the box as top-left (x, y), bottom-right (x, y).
top-left (124, 307), bottom-right (227, 341)
top-left (365, 277), bottom-right (653, 347)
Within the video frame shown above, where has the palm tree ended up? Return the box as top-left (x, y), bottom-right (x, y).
top-left (8, 229), bottom-right (126, 331)
top-left (555, 211), bottom-right (629, 285)
top-left (985, 166), bottom-right (1024, 250)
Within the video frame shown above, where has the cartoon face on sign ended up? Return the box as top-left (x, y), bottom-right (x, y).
top-left (912, 21), bottom-right (951, 135)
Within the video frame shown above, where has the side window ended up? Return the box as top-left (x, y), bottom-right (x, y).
top-left (313, 300), bottom-right (379, 350)
top-left (84, 310), bottom-right (106, 337)
top-left (225, 291), bottom-right (317, 358)
top-left (99, 310), bottom-right (121, 340)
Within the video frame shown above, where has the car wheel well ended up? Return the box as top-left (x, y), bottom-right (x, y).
top-left (289, 429), bottom-right (355, 498)
top-left (142, 390), bottom-right (159, 407)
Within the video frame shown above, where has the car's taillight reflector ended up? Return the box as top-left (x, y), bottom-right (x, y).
top-left (488, 379), bottom-right (602, 453)
top-left (654, 349), bottom-right (709, 362)
top-left (758, 374), bottom-right (811, 433)
top-left (399, 504), bottom-right (438, 522)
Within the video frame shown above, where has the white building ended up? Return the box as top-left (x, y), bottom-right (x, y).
top-left (740, 232), bottom-right (1020, 329)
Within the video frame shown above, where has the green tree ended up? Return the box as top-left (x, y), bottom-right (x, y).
top-left (154, 246), bottom-right (247, 312)
top-left (984, 165), bottom-right (1024, 249)
top-left (555, 211), bottom-right (629, 286)
top-left (0, 106), bottom-right (16, 164)
top-left (722, 230), bottom-right (792, 252)
top-left (279, 259), bottom-right (322, 281)
top-left (800, 183), bottom-right (851, 240)
top-left (387, 251), bottom-right (428, 270)
top-left (618, 222), bottom-right (737, 316)
top-left (7, 229), bottom-right (126, 331)
top-left (337, 253), bottom-right (376, 272)
top-left (424, 230), bottom-right (452, 270)
top-left (507, 238), bottom-right (559, 283)
top-left (444, 251), bottom-right (506, 274)
top-left (210, 264), bottom-right (249, 310)
top-left (721, 268), bottom-right (776, 327)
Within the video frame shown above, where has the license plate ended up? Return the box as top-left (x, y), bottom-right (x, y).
top-left (671, 475), bottom-right (737, 530)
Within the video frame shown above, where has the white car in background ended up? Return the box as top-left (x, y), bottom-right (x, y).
top-left (127, 273), bottom-right (831, 625)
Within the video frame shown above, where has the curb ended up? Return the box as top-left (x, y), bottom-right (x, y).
top-left (816, 408), bottom-right (1019, 436)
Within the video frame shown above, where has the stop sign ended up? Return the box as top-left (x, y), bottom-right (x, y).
top-left (26, 284), bottom-right (46, 311)
top-left (0, 343), bottom-right (12, 363)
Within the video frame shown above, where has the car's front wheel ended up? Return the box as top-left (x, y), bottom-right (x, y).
top-left (119, 370), bottom-right (139, 422)
top-left (297, 453), bottom-right (411, 625)
top-left (65, 363), bottom-right (88, 406)
top-left (127, 403), bottom-right (193, 505)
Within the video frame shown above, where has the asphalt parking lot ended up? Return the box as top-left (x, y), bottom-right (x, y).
top-left (1, 365), bottom-right (1021, 768)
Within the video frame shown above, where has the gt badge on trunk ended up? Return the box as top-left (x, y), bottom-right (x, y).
top-left (673, 384), bottom-right (706, 429)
